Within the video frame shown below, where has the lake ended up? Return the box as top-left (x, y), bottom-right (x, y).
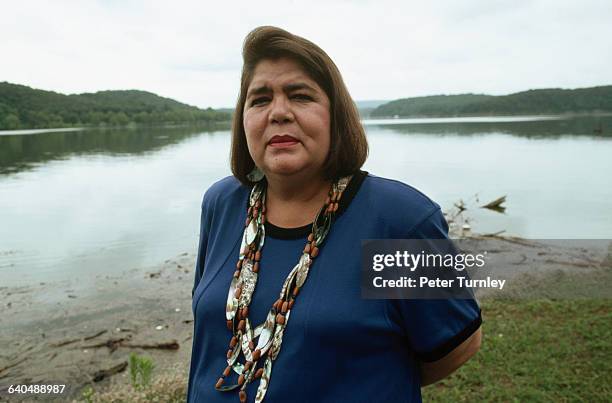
top-left (1, 116), bottom-right (611, 287)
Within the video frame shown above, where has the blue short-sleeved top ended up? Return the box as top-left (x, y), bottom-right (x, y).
top-left (188, 171), bottom-right (481, 403)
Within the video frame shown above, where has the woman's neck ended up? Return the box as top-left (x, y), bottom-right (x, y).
top-left (264, 172), bottom-right (331, 229)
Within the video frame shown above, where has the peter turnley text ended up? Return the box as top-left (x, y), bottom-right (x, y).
top-left (372, 276), bottom-right (506, 290)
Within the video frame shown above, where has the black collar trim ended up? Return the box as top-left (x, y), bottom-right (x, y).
top-left (264, 170), bottom-right (368, 240)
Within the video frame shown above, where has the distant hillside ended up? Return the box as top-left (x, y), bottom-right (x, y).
top-left (355, 100), bottom-right (390, 118)
top-left (355, 100), bottom-right (389, 109)
top-left (370, 86), bottom-right (612, 118)
top-left (0, 82), bottom-right (231, 130)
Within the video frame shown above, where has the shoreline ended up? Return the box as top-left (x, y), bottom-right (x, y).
top-left (1, 236), bottom-right (610, 401)
top-left (0, 253), bottom-right (196, 401)
top-left (2, 112), bottom-right (610, 136)
top-left (0, 121), bottom-right (232, 137)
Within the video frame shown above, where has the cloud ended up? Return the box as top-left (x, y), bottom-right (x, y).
top-left (1, 0), bottom-right (611, 108)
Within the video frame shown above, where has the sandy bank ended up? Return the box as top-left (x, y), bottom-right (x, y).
top-left (0, 236), bottom-right (610, 402)
top-left (0, 253), bottom-right (195, 402)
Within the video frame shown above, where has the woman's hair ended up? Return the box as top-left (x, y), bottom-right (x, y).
top-left (231, 26), bottom-right (369, 184)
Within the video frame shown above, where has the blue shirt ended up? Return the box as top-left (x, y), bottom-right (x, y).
top-left (188, 172), bottom-right (481, 403)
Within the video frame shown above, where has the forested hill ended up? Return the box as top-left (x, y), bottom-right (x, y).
top-left (370, 86), bottom-right (612, 118)
top-left (0, 82), bottom-right (231, 130)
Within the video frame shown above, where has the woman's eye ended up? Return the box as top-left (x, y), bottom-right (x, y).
top-left (292, 94), bottom-right (312, 101)
top-left (251, 97), bottom-right (269, 106)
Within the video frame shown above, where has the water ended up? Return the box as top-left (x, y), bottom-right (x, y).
top-left (1, 117), bottom-right (611, 286)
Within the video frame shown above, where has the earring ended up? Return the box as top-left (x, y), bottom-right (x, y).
top-left (247, 166), bottom-right (264, 182)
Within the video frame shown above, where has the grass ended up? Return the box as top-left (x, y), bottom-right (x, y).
top-left (128, 353), bottom-right (155, 391)
top-left (76, 363), bottom-right (187, 403)
top-left (423, 299), bottom-right (611, 402)
top-left (77, 299), bottom-right (610, 402)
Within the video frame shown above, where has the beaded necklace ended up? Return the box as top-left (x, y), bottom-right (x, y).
top-left (215, 175), bottom-right (352, 402)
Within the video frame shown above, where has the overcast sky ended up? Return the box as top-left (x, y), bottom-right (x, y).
top-left (2, 0), bottom-right (611, 108)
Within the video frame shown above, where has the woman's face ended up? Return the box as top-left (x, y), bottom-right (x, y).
top-left (243, 57), bottom-right (331, 180)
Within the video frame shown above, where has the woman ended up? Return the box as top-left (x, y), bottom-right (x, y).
top-left (188, 26), bottom-right (482, 403)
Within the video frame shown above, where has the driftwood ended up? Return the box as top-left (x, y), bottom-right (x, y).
top-left (50, 329), bottom-right (109, 348)
top-left (84, 329), bottom-right (108, 341)
top-left (50, 338), bottom-right (80, 347)
top-left (92, 361), bottom-right (128, 382)
top-left (81, 336), bottom-right (178, 352)
top-left (478, 234), bottom-right (539, 248)
top-left (481, 195), bottom-right (507, 212)
top-left (82, 337), bottom-right (130, 353)
top-left (0, 357), bottom-right (28, 375)
top-left (454, 199), bottom-right (467, 213)
top-left (544, 259), bottom-right (595, 268)
top-left (123, 340), bottom-right (180, 350)
top-left (481, 230), bottom-right (506, 237)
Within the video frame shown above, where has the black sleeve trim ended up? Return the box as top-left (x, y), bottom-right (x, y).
top-left (416, 310), bottom-right (482, 362)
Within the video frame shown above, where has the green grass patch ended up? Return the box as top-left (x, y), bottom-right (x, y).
top-left (423, 299), bottom-right (611, 402)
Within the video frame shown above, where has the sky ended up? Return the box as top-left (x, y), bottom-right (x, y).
top-left (1, 0), bottom-right (611, 108)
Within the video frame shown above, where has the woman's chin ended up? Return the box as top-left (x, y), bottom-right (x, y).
top-left (266, 165), bottom-right (304, 177)
top-left (263, 160), bottom-right (311, 177)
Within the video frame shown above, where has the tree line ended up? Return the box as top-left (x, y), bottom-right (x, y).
top-left (0, 82), bottom-right (231, 130)
top-left (370, 86), bottom-right (612, 118)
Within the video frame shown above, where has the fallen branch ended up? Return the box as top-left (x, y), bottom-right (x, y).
top-left (544, 259), bottom-right (595, 268)
top-left (50, 330), bottom-right (109, 348)
top-left (123, 340), bottom-right (180, 350)
top-left (83, 330), bottom-right (108, 341)
top-left (478, 234), bottom-right (539, 248)
top-left (81, 336), bottom-right (178, 352)
top-left (50, 338), bottom-right (80, 347)
top-left (0, 357), bottom-right (28, 375)
top-left (481, 195), bottom-right (507, 212)
top-left (454, 199), bottom-right (466, 213)
top-left (481, 230), bottom-right (506, 237)
top-left (92, 361), bottom-right (128, 382)
top-left (82, 337), bottom-right (130, 353)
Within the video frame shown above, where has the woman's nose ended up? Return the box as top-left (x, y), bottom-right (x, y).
top-left (269, 96), bottom-right (294, 124)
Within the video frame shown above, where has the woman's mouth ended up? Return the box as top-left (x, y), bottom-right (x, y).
top-left (268, 135), bottom-right (299, 148)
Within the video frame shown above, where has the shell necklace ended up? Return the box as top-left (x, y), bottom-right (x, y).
top-left (215, 175), bottom-right (352, 402)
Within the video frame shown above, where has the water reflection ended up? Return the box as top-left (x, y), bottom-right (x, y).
top-left (1, 117), bottom-right (611, 287)
top-left (365, 116), bottom-right (612, 138)
top-left (2, 117), bottom-right (609, 176)
top-left (0, 125), bottom-right (227, 175)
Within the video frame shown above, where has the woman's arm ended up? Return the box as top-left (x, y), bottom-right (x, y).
top-left (420, 326), bottom-right (482, 386)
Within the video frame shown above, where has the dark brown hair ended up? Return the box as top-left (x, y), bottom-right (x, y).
top-left (230, 26), bottom-right (368, 184)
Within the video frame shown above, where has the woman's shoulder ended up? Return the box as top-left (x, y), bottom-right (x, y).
top-left (357, 173), bottom-right (444, 236)
top-left (361, 173), bottom-right (440, 212)
top-left (200, 176), bottom-right (250, 220)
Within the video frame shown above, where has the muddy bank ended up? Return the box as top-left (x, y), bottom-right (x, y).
top-left (0, 253), bottom-right (196, 402)
top-left (1, 237), bottom-right (610, 402)
top-left (456, 237), bottom-right (612, 299)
